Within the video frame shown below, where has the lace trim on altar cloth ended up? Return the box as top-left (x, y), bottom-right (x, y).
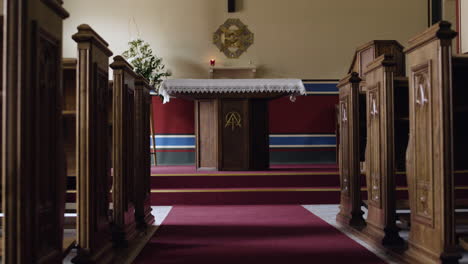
top-left (158, 79), bottom-right (306, 103)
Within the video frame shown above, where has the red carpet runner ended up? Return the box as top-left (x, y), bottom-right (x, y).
top-left (134, 205), bottom-right (386, 264)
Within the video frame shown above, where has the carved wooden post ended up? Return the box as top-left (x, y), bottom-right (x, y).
top-left (336, 72), bottom-right (365, 228)
top-left (363, 54), bottom-right (404, 246)
top-left (71, 24), bottom-right (115, 263)
top-left (2, 0), bottom-right (69, 262)
top-left (134, 76), bottom-right (155, 229)
top-left (404, 21), bottom-right (461, 264)
top-left (110, 56), bottom-right (138, 247)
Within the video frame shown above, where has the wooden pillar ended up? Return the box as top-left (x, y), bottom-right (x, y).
top-left (134, 76), bottom-right (155, 229)
top-left (336, 72), bottom-right (366, 228)
top-left (71, 24), bottom-right (115, 263)
top-left (1, 0), bottom-right (69, 263)
top-left (363, 54), bottom-right (405, 246)
top-left (110, 56), bottom-right (138, 247)
top-left (404, 21), bottom-right (461, 264)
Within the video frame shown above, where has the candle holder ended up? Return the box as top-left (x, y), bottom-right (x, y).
top-left (210, 59), bottom-right (216, 67)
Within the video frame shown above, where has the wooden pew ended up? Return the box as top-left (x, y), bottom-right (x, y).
top-left (134, 76), bottom-right (156, 229)
top-left (363, 53), bottom-right (408, 246)
top-left (337, 41), bottom-right (405, 228)
top-left (71, 24), bottom-right (115, 263)
top-left (403, 21), bottom-right (465, 264)
top-left (110, 56), bottom-right (139, 247)
top-left (1, 0), bottom-right (69, 262)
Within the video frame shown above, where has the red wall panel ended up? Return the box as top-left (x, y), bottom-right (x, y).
top-left (153, 97), bottom-right (194, 134)
top-left (268, 95), bottom-right (338, 134)
top-left (152, 94), bottom-right (339, 135)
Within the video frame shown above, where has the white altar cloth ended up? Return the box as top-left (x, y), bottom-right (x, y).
top-left (159, 79), bottom-right (306, 103)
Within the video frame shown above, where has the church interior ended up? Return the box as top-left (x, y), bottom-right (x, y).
top-left (1, 0), bottom-right (468, 263)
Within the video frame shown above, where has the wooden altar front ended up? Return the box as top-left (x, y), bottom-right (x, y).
top-left (160, 79), bottom-right (305, 171)
top-left (194, 94), bottom-right (273, 171)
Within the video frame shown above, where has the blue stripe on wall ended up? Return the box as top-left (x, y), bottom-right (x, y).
top-left (303, 82), bottom-right (338, 94)
top-left (152, 134), bottom-right (336, 149)
top-left (269, 135), bottom-right (336, 147)
top-left (153, 136), bottom-right (195, 147)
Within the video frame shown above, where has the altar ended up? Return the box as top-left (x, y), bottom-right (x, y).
top-left (159, 79), bottom-right (306, 171)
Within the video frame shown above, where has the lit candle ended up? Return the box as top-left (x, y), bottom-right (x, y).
top-left (210, 59), bottom-right (216, 66)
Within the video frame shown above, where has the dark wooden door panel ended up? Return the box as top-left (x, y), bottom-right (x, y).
top-left (221, 99), bottom-right (249, 170)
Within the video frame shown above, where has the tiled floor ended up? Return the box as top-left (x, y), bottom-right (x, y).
top-left (302, 205), bottom-right (400, 264)
top-left (301, 204), bottom-right (468, 264)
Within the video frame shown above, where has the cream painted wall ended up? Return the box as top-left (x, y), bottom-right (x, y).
top-left (443, 0), bottom-right (457, 26)
top-left (63, 0), bottom-right (427, 79)
top-left (461, 0), bottom-right (468, 53)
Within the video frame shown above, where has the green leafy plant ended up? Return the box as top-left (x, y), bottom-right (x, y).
top-left (122, 39), bottom-right (171, 88)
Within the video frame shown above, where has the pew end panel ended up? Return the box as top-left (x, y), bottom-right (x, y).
top-left (2, 0), bottom-right (70, 262)
top-left (134, 76), bottom-right (155, 229)
top-left (362, 54), bottom-right (406, 247)
top-left (404, 21), bottom-right (461, 264)
top-left (336, 72), bottom-right (366, 229)
top-left (110, 56), bottom-right (139, 248)
top-left (71, 24), bottom-right (115, 263)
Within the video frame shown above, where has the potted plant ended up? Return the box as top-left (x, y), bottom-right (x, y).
top-left (122, 39), bottom-right (171, 89)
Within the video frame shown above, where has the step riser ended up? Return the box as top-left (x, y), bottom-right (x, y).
top-left (66, 189), bottom-right (468, 205)
top-left (150, 191), bottom-right (340, 205)
top-left (150, 189), bottom-right (411, 205)
top-left (151, 175), bottom-right (340, 189)
top-left (149, 173), bottom-right (468, 189)
top-left (65, 173), bottom-right (467, 191)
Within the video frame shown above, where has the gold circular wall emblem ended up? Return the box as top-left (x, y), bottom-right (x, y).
top-left (213, 18), bottom-right (254, 58)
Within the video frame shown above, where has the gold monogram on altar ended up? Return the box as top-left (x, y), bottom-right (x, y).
top-left (225, 111), bottom-right (242, 130)
top-left (213, 18), bottom-right (254, 58)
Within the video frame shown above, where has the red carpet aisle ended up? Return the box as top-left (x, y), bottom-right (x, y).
top-left (134, 205), bottom-right (387, 264)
